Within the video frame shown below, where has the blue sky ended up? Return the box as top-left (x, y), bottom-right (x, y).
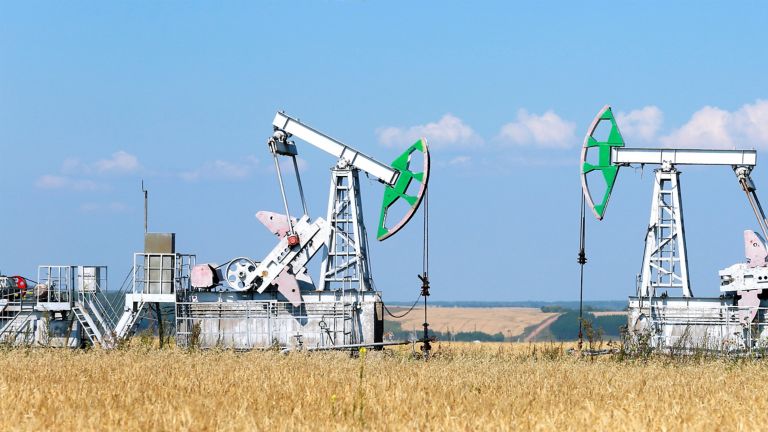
top-left (1, 2), bottom-right (767, 301)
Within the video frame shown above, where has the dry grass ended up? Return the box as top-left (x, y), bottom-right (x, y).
top-left (388, 306), bottom-right (558, 338)
top-left (0, 342), bottom-right (766, 431)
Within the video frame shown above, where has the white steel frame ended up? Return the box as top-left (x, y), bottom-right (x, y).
top-left (612, 147), bottom-right (758, 299)
top-left (319, 165), bottom-right (373, 292)
top-left (639, 168), bottom-right (692, 297)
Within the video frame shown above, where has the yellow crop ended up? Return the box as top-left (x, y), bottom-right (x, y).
top-left (0, 342), bottom-right (763, 431)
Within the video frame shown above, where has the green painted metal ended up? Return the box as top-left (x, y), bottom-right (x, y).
top-left (377, 139), bottom-right (430, 241)
top-left (581, 105), bottom-right (625, 220)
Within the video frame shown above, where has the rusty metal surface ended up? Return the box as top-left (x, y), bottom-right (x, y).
top-left (144, 233), bottom-right (175, 254)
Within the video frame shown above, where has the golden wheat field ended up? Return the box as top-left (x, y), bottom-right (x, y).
top-left (1, 342), bottom-right (767, 431)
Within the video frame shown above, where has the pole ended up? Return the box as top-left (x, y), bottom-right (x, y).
top-left (142, 180), bottom-right (148, 233)
top-left (577, 193), bottom-right (587, 350)
top-left (420, 188), bottom-right (431, 359)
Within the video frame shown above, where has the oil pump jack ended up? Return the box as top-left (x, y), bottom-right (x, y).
top-left (581, 105), bottom-right (768, 352)
top-left (163, 112), bottom-right (430, 349)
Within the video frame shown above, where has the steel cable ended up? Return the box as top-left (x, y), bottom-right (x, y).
top-left (383, 293), bottom-right (422, 319)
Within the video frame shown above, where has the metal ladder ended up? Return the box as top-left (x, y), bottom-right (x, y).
top-left (72, 303), bottom-right (103, 345)
top-left (342, 302), bottom-right (357, 345)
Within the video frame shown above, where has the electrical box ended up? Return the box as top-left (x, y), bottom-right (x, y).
top-left (77, 266), bottom-right (99, 293)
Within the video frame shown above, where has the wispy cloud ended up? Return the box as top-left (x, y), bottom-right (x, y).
top-left (447, 155), bottom-right (471, 166)
top-left (62, 150), bottom-right (141, 175)
top-left (660, 100), bottom-right (768, 149)
top-left (436, 155), bottom-right (473, 169)
top-left (179, 155), bottom-right (302, 182)
top-left (180, 156), bottom-right (260, 182)
top-left (616, 106), bottom-right (663, 142)
top-left (35, 175), bottom-right (106, 191)
top-left (497, 109), bottom-right (576, 149)
top-left (376, 114), bottom-right (483, 149)
top-left (36, 150), bottom-right (139, 192)
top-left (94, 151), bottom-right (140, 174)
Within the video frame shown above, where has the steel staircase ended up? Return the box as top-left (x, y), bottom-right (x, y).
top-left (114, 301), bottom-right (145, 340)
top-left (73, 294), bottom-right (119, 347)
top-left (72, 303), bottom-right (103, 345)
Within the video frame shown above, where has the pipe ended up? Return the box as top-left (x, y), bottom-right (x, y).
top-left (306, 340), bottom-right (412, 351)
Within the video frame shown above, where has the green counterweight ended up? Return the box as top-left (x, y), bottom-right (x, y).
top-left (581, 106), bottom-right (625, 220)
top-left (376, 139), bottom-right (430, 241)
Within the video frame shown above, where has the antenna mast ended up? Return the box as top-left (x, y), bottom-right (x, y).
top-left (142, 180), bottom-right (148, 233)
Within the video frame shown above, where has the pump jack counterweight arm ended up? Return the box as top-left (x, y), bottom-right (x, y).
top-left (735, 167), bottom-right (768, 241)
top-left (272, 112), bottom-right (399, 185)
top-left (291, 155), bottom-right (309, 216)
top-left (268, 139), bottom-right (295, 234)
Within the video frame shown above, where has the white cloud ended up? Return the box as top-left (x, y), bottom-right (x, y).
top-left (94, 151), bottom-right (140, 174)
top-left (61, 150), bottom-right (140, 175)
top-left (616, 106), bottom-right (663, 142)
top-left (180, 155), bottom-right (269, 182)
top-left (661, 100), bottom-right (768, 148)
top-left (448, 155), bottom-right (471, 166)
top-left (436, 155), bottom-right (473, 169)
top-left (661, 106), bottom-right (733, 148)
top-left (497, 109), bottom-right (576, 149)
top-left (376, 114), bottom-right (482, 149)
top-left (35, 175), bottom-right (104, 191)
top-left (36, 150), bottom-right (137, 193)
top-left (736, 100), bottom-right (768, 144)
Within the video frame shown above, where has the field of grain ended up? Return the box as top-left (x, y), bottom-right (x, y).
top-left (2, 342), bottom-right (767, 431)
top-left (388, 306), bottom-right (558, 338)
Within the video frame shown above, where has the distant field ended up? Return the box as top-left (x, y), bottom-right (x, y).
top-left (2, 343), bottom-right (768, 431)
top-left (387, 306), bottom-right (559, 338)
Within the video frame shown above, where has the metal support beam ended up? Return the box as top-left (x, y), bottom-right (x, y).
top-left (613, 147), bottom-right (756, 167)
top-left (272, 112), bottom-right (399, 185)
